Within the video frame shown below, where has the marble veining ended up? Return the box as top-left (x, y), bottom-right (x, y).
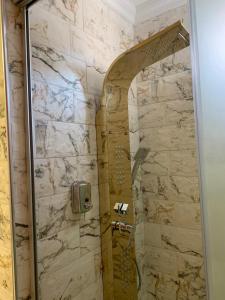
top-left (3, 1), bottom-right (207, 300)
top-left (28, 0), bottom-right (137, 299)
top-left (134, 4), bottom-right (206, 300)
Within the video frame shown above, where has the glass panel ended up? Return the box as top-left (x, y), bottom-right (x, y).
top-left (0, 3), bottom-right (15, 299)
top-left (190, 0), bottom-right (225, 298)
top-left (130, 4), bottom-right (207, 299)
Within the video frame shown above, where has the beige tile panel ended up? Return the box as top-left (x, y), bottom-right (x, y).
top-left (31, 43), bottom-right (87, 91)
top-left (144, 198), bottom-right (201, 230)
top-left (141, 174), bottom-right (200, 203)
top-left (161, 225), bottom-right (203, 257)
top-left (140, 123), bottom-right (196, 152)
top-left (34, 120), bottom-right (97, 158)
top-left (37, 0), bottom-right (83, 27)
top-left (34, 156), bottom-right (98, 198)
top-left (38, 251), bottom-right (97, 300)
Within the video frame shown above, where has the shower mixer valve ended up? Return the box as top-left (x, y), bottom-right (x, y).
top-left (114, 202), bottom-right (129, 215)
top-left (111, 221), bottom-right (135, 234)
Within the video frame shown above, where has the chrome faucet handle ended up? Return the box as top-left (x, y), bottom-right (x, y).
top-left (113, 203), bottom-right (129, 215)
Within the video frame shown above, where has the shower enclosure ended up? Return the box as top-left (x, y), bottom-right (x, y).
top-left (7, 0), bottom-right (207, 299)
top-left (97, 21), bottom-right (202, 300)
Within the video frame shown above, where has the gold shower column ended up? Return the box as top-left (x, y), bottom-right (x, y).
top-left (96, 21), bottom-right (190, 300)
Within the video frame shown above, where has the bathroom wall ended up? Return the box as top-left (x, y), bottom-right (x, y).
top-left (0, 3), bottom-right (14, 298)
top-left (135, 4), bottom-right (207, 299)
top-left (29, 0), bottom-right (135, 299)
top-left (2, 1), bottom-right (208, 299)
top-left (4, 1), bottom-right (32, 299)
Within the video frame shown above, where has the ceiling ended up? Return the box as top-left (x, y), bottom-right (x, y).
top-left (104, 0), bottom-right (186, 24)
top-left (135, 0), bottom-right (187, 23)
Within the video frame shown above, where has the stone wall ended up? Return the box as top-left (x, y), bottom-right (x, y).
top-left (29, 0), bottom-right (135, 299)
top-left (135, 4), bottom-right (207, 299)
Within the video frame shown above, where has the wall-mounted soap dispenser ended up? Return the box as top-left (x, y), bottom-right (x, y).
top-left (71, 181), bottom-right (92, 213)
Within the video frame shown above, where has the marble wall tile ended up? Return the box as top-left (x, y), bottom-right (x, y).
top-left (143, 270), bottom-right (189, 300)
top-left (144, 223), bottom-right (162, 248)
top-left (32, 80), bottom-right (75, 122)
top-left (77, 155), bottom-right (99, 185)
top-left (37, 225), bottom-right (80, 279)
top-left (108, 8), bottom-right (134, 52)
top-left (75, 92), bottom-right (97, 125)
top-left (138, 102), bottom-right (166, 129)
top-left (34, 120), bottom-right (97, 158)
top-left (39, 251), bottom-right (97, 300)
top-left (141, 151), bottom-right (169, 176)
top-left (161, 225), bottom-right (203, 257)
top-left (83, 0), bottom-right (110, 45)
top-left (74, 278), bottom-right (103, 300)
top-left (167, 175), bottom-right (200, 203)
top-left (34, 158), bottom-right (55, 198)
top-left (86, 65), bottom-right (106, 95)
top-left (144, 246), bottom-right (177, 276)
top-left (31, 43), bottom-right (87, 91)
top-left (144, 199), bottom-right (176, 225)
top-left (174, 202), bottom-right (201, 230)
top-left (144, 198), bottom-right (201, 230)
top-left (142, 174), bottom-right (170, 202)
top-left (139, 98), bottom-right (194, 129)
top-left (140, 124), bottom-right (196, 152)
top-left (168, 150), bottom-right (198, 177)
top-left (34, 157), bottom-right (76, 197)
top-left (34, 155), bottom-right (99, 198)
top-left (177, 253), bottom-right (206, 299)
top-left (29, 6), bottom-right (71, 55)
top-left (165, 99), bottom-right (195, 127)
top-left (80, 219), bottom-right (101, 256)
top-left (37, 0), bottom-right (83, 27)
top-left (138, 70), bottom-right (192, 105)
top-left (36, 192), bottom-right (79, 239)
top-left (70, 26), bottom-right (113, 69)
top-left (135, 5), bottom-right (189, 42)
top-left (142, 174), bottom-right (200, 204)
top-left (136, 49), bottom-right (191, 83)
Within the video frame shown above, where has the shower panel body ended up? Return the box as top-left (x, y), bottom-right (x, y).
top-left (96, 21), bottom-right (190, 300)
